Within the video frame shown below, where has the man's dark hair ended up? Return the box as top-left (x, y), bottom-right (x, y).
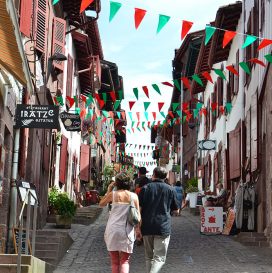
top-left (175, 181), bottom-right (181, 187)
top-left (115, 172), bottom-right (130, 190)
top-left (153, 167), bottom-right (167, 180)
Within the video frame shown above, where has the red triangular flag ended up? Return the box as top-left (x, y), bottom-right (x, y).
top-left (134, 8), bottom-right (146, 29)
top-left (222, 30), bottom-right (236, 48)
top-left (181, 20), bottom-right (193, 40)
top-left (219, 106), bottom-right (225, 114)
top-left (226, 65), bottom-right (239, 76)
top-left (249, 58), bottom-right (266, 67)
top-left (161, 81), bottom-right (174, 87)
top-left (129, 101), bottom-right (136, 110)
top-left (136, 112), bottom-right (140, 121)
top-left (182, 102), bottom-right (189, 111)
top-left (158, 102), bottom-right (164, 112)
top-left (115, 119), bottom-right (120, 126)
top-left (94, 94), bottom-right (105, 109)
top-left (200, 108), bottom-right (207, 116)
top-left (109, 91), bottom-right (116, 102)
top-left (168, 111), bottom-right (174, 119)
top-left (152, 112), bottom-right (157, 120)
top-left (53, 97), bottom-right (58, 105)
top-left (121, 111), bottom-right (126, 120)
top-left (181, 77), bottom-right (191, 90)
top-left (142, 86), bottom-right (149, 98)
top-left (66, 96), bottom-right (75, 109)
top-left (211, 102), bottom-right (217, 112)
top-left (202, 71), bottom-right (213, 83)
top-left (157, 121), bottom-right (161, 126)
top-left (80, 108), bottom-right (86, 119)
top-left (80, 0), bottom-right (94, 13)
top-left (186, 112), bottom-right (192, 122)
top-left (81, 94), bottom-right (87, 103)
top-left (258, 39), bottom-right (272, 51)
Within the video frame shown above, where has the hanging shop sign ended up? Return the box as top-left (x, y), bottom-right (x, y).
top-left (60, 112), bottom-right (81, 131)
top-left (198, 140), bottom-right (216, 150)
top-left (200, 207), bottom-right (223, 234)
top-left (14, 105), bottom-right (59, 129)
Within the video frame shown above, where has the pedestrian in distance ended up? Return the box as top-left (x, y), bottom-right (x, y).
top-left (99, 172), bottom-right (141, 273)
top-left (135, 167), bottom-right (151, 195)
top-left (174, 181), bottom-right (184, 216)
top-left (139, 166), bottom-right (179, 273)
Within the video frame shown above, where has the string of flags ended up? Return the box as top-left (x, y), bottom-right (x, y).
top-left (134, 161), bottom-right (157, 167)
top-left (125, 143), bottom-right (156, 149)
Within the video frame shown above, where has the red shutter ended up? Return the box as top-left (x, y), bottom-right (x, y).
top-left (19, 0), bottom-right (33, 37)
top-left (34, 0), bottom-right (48, 53)
top-left (18, 128), bottom-right (27, 178)
top-left (251, 94), bottom-right (258, 171)
top-left (59, 135), bottom-right (68, 183)
top-left (80, 144), bottom-right (90, 182)
top-left (229, 126), bottom-right (241, 179)
top-left (52, 17), bottom-right (66, 70)
top-left (214, 152), bottom-right (218, 185)
top-left (66, 55), bottom-right (73, 97)
top-left (43, 130), bottom-right (50, 172)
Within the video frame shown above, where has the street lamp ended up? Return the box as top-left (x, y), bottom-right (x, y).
top-left (46, 53), bottom-right (67, 83)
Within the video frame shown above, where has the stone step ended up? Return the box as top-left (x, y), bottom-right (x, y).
top-left (35, 242), bottom-right (59, 251)
top-left (243, 241), bottom-right (270, 247)
top-left (238, 232), bottom-right (265, 238)
top-left (35, 235), bottom-right (61, 244)
top-left (0, 264), bottom-right (30, 273)
top-left (35, 249), bottom-right (58, 259)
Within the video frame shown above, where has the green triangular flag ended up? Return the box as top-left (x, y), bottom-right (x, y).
top-left (172, 103), bottom-right (180, 112)
top-left (75, 107), bottom-right (80, 114)
top-left (144, 102), bottom-right (151, 111)
top-left (160, 112), bottom-right (166, 118)
top-left (225, 102), bottom-right (232, 114)
top-left (182, 116), bottom-right (187, 123)
top-left (214, 69), bottom-right (226, 80)
top-left (109, 1), bottom-right (122, 22)
top-left (196, 102), bottom-right (203, 110)
top-left (127, 128), bottom-right (131, 134)
top-left (118, 90), bottom-right (124, 100)
top-left (97, 116), bottom-right (101, 121)
top-left (133, 88), bottom-right (139, 100)
top-left (128, 112), bottom-right (133, 121)
top-left (110, 118), bottom-right (113, 125)
top-left (74, 95), bottom-right (78, 107)
top-left (131, 121), bottom-right (135, 127)
top-left (102, 93), bottom-right (107, 102)
top-left (99, 132), bottom-right (103, 137)
top-left (205, 26), bottom-right (216, 45)
top-left (242, 35), bottom-right (257, 49)
top-left (193, 109), bottom-right (199, 119)
top-left (86, 95), bottom-right (94, 107)
top-left (239, 62), bottom-right (251, 75)
top-left (144, 112), bottom-right (149, 121)
top-left (88, 109), bottom-right (93, 118)
top-left (137, 127), bottom-right (141, 132)
top-left (116, 130), bottom-right (120, 135)
top-left (114, 100), bottom-right (121, 111)
top-left (173, 79), bottom-right (181, 91)
top-left (162, 120), bottom-right (166, 125)
top-left (157, 14), bottom-right (170, 34)
top-left (142, 122), bottom-right (145, 128)
top-left (176, 110), bottom-right (182, 118)
top-left (151, 121), bottom-right (156, 127)
top-left (192, 74), bottom-right (203, 86)
top-left (117, 112), bottom-right (121, 119)
top-left (152, 84), bottom-right (161, 95)
top-left (102, 111), bottom-right (109, 118)
top-left (265, 54), bottom-right (272, 63)
top-left (53, 0), bottom-right (59, 4)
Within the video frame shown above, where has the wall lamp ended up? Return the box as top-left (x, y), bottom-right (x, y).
top-left (46, 53), bottom-right (67, 83)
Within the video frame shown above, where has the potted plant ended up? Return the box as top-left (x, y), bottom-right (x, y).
top-left (48, 186), bottom-right (59, 215)
top-left (55, 193), bottom-right (77, 228)
top-left (185, 177), bottom-right (199, 208)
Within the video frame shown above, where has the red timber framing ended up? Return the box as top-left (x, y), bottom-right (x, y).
top-left (52, 17), bottom-right (66, 70)
top-left (59, 135), bottom-right (68, 184)
top-left (228, 122), bottom-right (241, 180)
top-left (80, 144), bottom-right (90, 182)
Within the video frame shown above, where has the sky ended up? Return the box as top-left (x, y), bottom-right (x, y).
top-left (97, 0), bottom-right (234, 171)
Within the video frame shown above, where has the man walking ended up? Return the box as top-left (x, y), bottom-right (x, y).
top-left (135, 167), bottom-right (151, 195)
top-left (139, 166), bottom-right (178, 273)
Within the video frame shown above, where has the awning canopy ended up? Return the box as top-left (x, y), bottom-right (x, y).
top-left (0, 0), bottom-right (26, 85)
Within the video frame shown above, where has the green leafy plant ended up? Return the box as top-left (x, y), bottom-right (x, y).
top-left (185, 177), bottom-right (199, 193)
top-left (54, 193), bottom-right (76, 218)
top-left (48, 186), bottom-right (59, 212)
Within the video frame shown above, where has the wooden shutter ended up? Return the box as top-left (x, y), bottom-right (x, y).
top-left (214, 152), bottom-right (218, 185)
top-left (229, 126), bottom-right (241, 179)
top-left (52, 17), bottom-right (66, 70)
top-left (66, 55), bottom-right (73, 97)
top-left (234, 50), bottom-right (239, 94)
top-left (43, 130), bottom-right (50, 172)
top-left (217, 78), bottom-right (223, 115)
top-left (19, 0), bottom-right (33, 37)
top-left (182, 122), bottom-right (188, 137)
top-left (59, 135), bottom-right (68, 184)
top-left (211, 92), bottom-right (216, 130)
top-left (251, 93), bottom-right (258, 171)
top-left (18, 128), bottom-right (27, 178)
top-left (34, 0), bottom-right (48, 53)
top-left (80, 144), bottom-right (90, 182)
top-left (246, 110), bottom-right (251, 159)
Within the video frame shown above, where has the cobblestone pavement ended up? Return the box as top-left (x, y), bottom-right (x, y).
top-left (54, 208), bottom-right (272, 273)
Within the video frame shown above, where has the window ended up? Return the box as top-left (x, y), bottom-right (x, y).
top-left (260, 0), bottom-right (265, 32)
top-left (217, 77), bottom-right (223, 115)
top-left (211, 92), bottom-right (216, 131)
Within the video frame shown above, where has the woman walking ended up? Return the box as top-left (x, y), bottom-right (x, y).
top-left (99, 172), bottom-right (141, 273)
top-left (174, 181), bottom-right (184, 215)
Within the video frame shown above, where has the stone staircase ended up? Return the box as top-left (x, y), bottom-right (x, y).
top-left (34, 230), bottom-right (73, 266)
top-left (234, 232), bottom-right (270, 247)
top-left (0, 254), bottom-right (53, 273)
top-left (72, 206), bottom-right (103, 225)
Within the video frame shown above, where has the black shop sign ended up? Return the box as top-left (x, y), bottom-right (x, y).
top-left (60, 112), bottom-right (81, 131)
top-left (14, 104), bottom-right (59, 129)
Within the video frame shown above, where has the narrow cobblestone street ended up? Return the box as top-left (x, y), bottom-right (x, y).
top-left (54, 208), bottom-right (272, 273)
